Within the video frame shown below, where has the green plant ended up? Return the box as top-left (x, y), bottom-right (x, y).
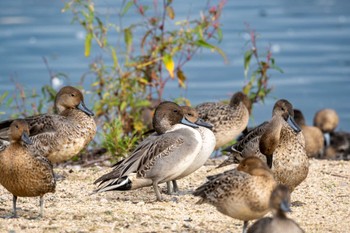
top-left (102, 117), bottom-right (140, 160)
top-left (242, 24), bottom-right (283, 111)
top-left (62, 0), bottom-right (228, 159)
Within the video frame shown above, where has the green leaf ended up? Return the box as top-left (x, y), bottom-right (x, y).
top-left (244, 50), bottom-right (253, 78)
top-left (195, 40), bottom-right (228, 63)
top-left (6, 97), bottom-right (13, 107)
top-left (120, 101), bottom-right (127, 111)
top-left (217, 28), bottom-right (223, 42)
top-left (111, 47), bottom-right (119, 69)
top-left (84, 32), bottom-right (92, 57)
top-left (124, 27), bottom-right (133, 53)
top-left (0, 91), bottom-right (8, 102)
top-left (271, 58), bottom-right (284, 73)
top-left (121, 1), bottom-right (134, 16)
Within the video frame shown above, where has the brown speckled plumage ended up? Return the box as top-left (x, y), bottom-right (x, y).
top-left (221, 99), bottom-right (309, 193)
top-left (195, 92), bottom-right (250, 149)
top-left (0, 86), bottom-right (96, 163)
top-left (0, 120), bottom-right (56, 217)
top-left (194, 157), bottom-right (276, 233)
top-left (294, 109), bottom-right (324, 158)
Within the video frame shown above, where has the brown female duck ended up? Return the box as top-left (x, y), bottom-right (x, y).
top-left (294, 109), bottom-right (324, 158)
top-left (193, 156), bottom-right (277, 233)
top-left (313, 108), bottom-right (339, 146)
top-left (0, 86), bottom-right (96, 163)
top-left (247, 184), bottom-right (305, 233)
top-left (0, 120), bottom-right (56, 218)
top-left (221, 99), bottom-right (308, 193)
top-left (195, 91), bottom-right (251, 149)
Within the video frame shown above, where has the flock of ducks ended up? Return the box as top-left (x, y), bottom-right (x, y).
top-left (0, 85), bottom-right (347, 232)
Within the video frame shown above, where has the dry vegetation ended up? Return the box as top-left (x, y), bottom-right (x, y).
top-left (0, 158), bottom-right (349, 233)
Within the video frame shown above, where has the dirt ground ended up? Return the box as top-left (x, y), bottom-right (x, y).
top-left (0, 158), bottom-right (349, 233)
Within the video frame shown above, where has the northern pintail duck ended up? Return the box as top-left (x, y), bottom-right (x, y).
top-left (221, 99), bottom-right (308, 193)
top-left (0, 120), bottom-right (56, 218)
top-left (167, 106), bottom-right (216, 194)
top-left (313, 108), bottom-right (339, 146)
top-left (93, 101), bottom-right (211, 201)
top-left (193, 156), bottom-right (277, 233)
top-left (0, 86), bottom-right (96, 163)
top-left (247, 184), bottom-right (305, 233)
top-left (294, 109), bottom-right (324, 158)
top-left (195, 91), bottom-right (251, 149)
top-left (323, 131), bottom-right (350, 160)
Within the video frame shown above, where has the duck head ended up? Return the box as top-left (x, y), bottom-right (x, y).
top-left (270, 184), bottom-right (292, 215)
top-left (229, 91), bottom-right (252, 115)
top-left (9, 120), bottom-right (33, 145)
top-left (153, 101), bottom-right (201, 134)
top-left (55, 86), bottom-right (94, 117)
top-left (273, 99), bottom-right (301, 133)
top-left (181, 106), bottom-right (213, 129)
top-left (237, 156), bottom-right (272, 177)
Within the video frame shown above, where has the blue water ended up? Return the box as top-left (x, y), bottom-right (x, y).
top-left (1, 0), bottom-right (350, 130)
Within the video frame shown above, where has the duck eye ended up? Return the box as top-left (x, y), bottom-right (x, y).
top-left (71, 93), bottom-right (76, 97)
top-left (173, 109), bottom-right (178, 113)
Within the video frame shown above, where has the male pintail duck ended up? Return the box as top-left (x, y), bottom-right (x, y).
top-left (294, 109), bottom-right (324, 158)
top-left (93, 101), bottom-right (212, 201)
top-left (193, 156), bottom-right (277, 233)
top-left (0, 86), bottom-right (96, 163)
top-left (220, 99), bottom-right (308, 193)
top-left (313, 108), bottom-right (339, 146)
top-left (0, 120), bottom-right (56, 218)
top-left (167, 106), bottom-right (216, 194)
top-left (247, 184), bottom-right (305, 233)
top-left (195, 91), bottom-right (251, 149)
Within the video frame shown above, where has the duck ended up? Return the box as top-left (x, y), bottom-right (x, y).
top-left (220, 99), bottom-right (308, 193)
top-left (193, 156), bottom-right (277, 233)
top-left (195, 91), bottom-right (251, 150)
top-left (93, 101), bottom-right (212, 201)
top-left (167, 106), bottom-right (216, 194)
top-left (247, 184), bottom-right (305, 233)
top-left (313, 108), bottom-right (339, 146)
top-left (294, 109), bottom-right (324, 158)
top-left (0, 86), bottom-right (96, 163)
top-left (0, 120), bottom-right (56, 218)
top-left (323, 131), bottom-right (350, 160)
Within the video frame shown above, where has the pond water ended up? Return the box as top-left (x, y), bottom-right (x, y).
top-left (0, 0), bottom-right (350, 130)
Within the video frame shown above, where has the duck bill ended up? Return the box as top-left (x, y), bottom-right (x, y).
top-left (287, 115), bottom-right (301, 133)
top-left (280, 199), bottom-right (292, 213)
top-left (77, 101), bottom-right (94, 116)
top-left (181, 117), bottom-right (199, 128)
top-left (194, 118), bottom-right (213, 129)
top-left (21, 132), bottom-right (33, 145)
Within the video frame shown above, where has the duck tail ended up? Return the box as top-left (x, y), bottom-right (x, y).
top-left (192, 183), bottom-right (208, 204)
top-left (92, 176), bottom-right (132, 194)
top-left (216, 151), bottom-right (243, 169)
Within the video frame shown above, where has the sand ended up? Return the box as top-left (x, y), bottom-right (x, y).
top-left (0, 158), bottom-right (349, 233)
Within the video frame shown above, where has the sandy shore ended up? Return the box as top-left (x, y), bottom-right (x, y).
top-left (0, 158), bottom-right (349, 233)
